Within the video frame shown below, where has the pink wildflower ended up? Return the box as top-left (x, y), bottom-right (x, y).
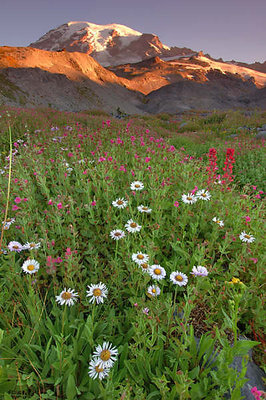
top-left (91, 201), bottom-right (96, 206)
top-left (174, 201), bottom-right (179, 207)
top-left (57, 203), bottom-right (63, 209)
top-left (251, 387), bottom-right (263, 400)
top-left (14, 197), bottom-right (22, 204)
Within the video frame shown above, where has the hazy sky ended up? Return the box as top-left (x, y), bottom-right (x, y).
top-left (1, 0), bottom-right (265, 63)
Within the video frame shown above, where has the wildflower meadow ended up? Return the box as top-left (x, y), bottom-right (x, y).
top-left (0, 107), bottom-right (265, 399)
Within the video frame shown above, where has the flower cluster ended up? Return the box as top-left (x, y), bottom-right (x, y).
top-left (88, 342), bottom-right (118, 380)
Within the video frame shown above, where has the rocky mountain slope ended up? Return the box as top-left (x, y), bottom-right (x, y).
top-left (108, 53), bottom-right (266, 95)
top-left (0, 46), bottom-right (265, 113)
top-left (0, 46), bottom-right (144, 113)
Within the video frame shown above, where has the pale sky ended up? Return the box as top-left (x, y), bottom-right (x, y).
top-left (1, 0), bottom-right (265, 63)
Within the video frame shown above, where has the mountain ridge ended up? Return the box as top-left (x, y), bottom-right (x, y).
top-left (0, 45), bottom-right (265, 113)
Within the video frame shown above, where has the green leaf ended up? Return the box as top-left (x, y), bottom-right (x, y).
top-left (221, 308), bottom-right (233, 329)
top-left (66, 374), bottom-right (76, 400)
top-left (0, 330), bottom-right (4, 345)
top-left (189, 366), bottom-right (200, 380)
top-left (146, 390), bottom-right (161, 400)
top-left (232, 340), bottom-right (260, 357)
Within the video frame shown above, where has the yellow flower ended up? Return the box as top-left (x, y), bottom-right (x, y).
top-left (228, 277), bottom-right (244, 285)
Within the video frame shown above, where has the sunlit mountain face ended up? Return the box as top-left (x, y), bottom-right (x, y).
top-left (0, 21), bottom-right (265, 112)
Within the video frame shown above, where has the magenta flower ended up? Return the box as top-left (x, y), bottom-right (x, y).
top-left (14, 197), bottom-right (22, 204)
top-left (57, 202), bottom-right (63, 209)
top-left (174, 201), bottom-right (179, 207)
top-left (251, 387), bottom-right (263, 400)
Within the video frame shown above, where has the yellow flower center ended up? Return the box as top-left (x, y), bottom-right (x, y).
top-left (135, 184), bottom-right (140, 188)
top-left (117, 200), bottom-right (123, 205)
top-left (62, 292), bottom-right (72, 300)
top-left (244, 234), bottom-right (251, 239)
top-left (143, 207), bottom-right (148, 210)
top-left (27, 264), bottom-right (35, 271)
top-left (114, 232), bottom-right (121, 237)
top-left (95, 365), bottom-right (104, 373)
top-left (154, 268), bottom-right (162, 275)
top-left (175, 275), bottom-right (183, 282)
top-left (201, 193), bottom-right (206, 197)
top-left (141, 263), bottom-right (148, 269)
top-left (187, 197), bottom-right (192, 201)
top-left (13, 245), bottom-right (19, 249)
top-left (30, 243), bottom-right (36, 248)
top-left (130, 223), bottom-right (137, 228)
top-left (152, 288), bottom-right (156, 293)
top-left (100, 350), bottom-right (111, 361)
top-left (93, 288), bottom-right (102, 297)
top-left (137, 254), bottom-right (144, 260)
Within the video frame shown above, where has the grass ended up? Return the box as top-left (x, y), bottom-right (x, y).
top-left (0, 106), bottom-right (265, 399)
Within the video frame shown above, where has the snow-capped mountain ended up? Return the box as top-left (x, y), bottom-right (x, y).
top-left (29, 21), bottom-right (194, 66)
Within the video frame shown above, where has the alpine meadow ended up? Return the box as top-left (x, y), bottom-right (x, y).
top-left (0, 107), bottom-right (265, 399)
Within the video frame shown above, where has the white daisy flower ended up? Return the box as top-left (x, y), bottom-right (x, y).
top-left (190, 266), bottom-right (209, 277)
top-left (112, 198), bottom-right (128, 209)
top-left (170, 271), bottom-right (188, 286)
top-left (93, 342), bottom-right (118, 368)
top-left (137, 205), bottom-right (152, 213)
top-left (181, 193), bottom-right (197, 204)
top-left (21, 259), bottom-right (40, 274)
top-left (23, 242), bottom-right (41, 250)
top-left (2, 222), bottom-right (11, 230)
top-left (125, 219), bottom-right (142, 233)
top-left (110, 229), bottom-right (125, 240)
top-left (212, 217), bottom-right (224, 227)
top-left (86, 282), bottom-right (108, 304)
top-left (139, 262), bottom-right (150, 273)
top-left (88, 358), bottom-right (110, 380)
top-left (147, 285), bottom-right (161, 297)
top-left (2, 218), bottom-right (15, 226)
top-left (132, 252), bottom-right (149, 265)
top-left (196, 189), bottom-right (211, 201)
top-left (239, 231), bottom-right (255, 243)
top-left (148, 265), bottom-right (166, 281)
top-left (56, 288), bottom-right (79, 306)
top-left (8, 241), bottom-right (24, 252)
top-left (130, 181), bottom-right (144, 191)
